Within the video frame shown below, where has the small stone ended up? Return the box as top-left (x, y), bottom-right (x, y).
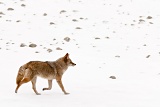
top-left (56, 47), bottom-right (62, 50)
top-left (76, 27), bottom-right (82, 29)
top-left (147, 16), bottom-right (152, 19)
top-left (43, 13), bottom-right (47, 16)
top-left (60, 10), bottom-right (66, 14)
top-left (21, 4), bottom-right (26, 7)
top-left (95, 37), bottom-right (100, 39)
top-left (105, 37), bottom-right (110, 39)
top-left (64, 37), bottom-right (70, 42)
top-left (115, 55), bottom-right (120, 58)
top-left (50, 22), bottom-right (54, 24)
top-left (109, 76), bottom-right (116, 79)
top-left (72, 19), bottom-right (78, 22)
top-left (16, 20), bottom-right (21, 22)
top-left (149, 22), bottom-right (153, 24)
top-left (20, 43), bottom-right (26, 47)
top-left (0, 12), bottom-right (5, 15)
top-left (47, 49), bottom-right (52, 53)
top-left (139, 19), bottom-right (145, 24)
top-left (29, 43), bottom-right (37, 48)
top-left (7, 8), bottom-right (14, 11)
top-left (146, 55), bottom-right (150, 58)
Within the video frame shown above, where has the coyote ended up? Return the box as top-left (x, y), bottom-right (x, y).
top-left (15, 53), bottom-right (76, 95)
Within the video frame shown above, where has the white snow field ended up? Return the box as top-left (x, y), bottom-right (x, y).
top-left (0, 0), bottom-right (160, 107)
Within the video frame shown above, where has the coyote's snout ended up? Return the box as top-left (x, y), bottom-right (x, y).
top-left (15, 53), bottom-right (76, 95)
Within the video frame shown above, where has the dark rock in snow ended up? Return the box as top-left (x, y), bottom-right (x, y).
top-left (64, 37), bottom-right (70, 42)
top-left (0, 12), bottom-right (5, 15)
top-left (7, 8), bottom-right (14, 11)
top-left (43, 13), bottom-right (47, 16)
top-left (75, 27), bottom-right (82, 29)
top-left (50, 22), bottom-right (55, 25)
top-left (56, 47), bottom-right (62, 50)
top-left (47, 49), bottom-right (52, 53)
top-left (95, 37), bottom-right (100, 40)
top-left (109, 76), bottom-right (116, 79)
top-left (20, 43), bottom-right (26, 47)
top-left (146, 55), bottom-right (150, 58)
top-left (21, 4), bottom-right (26, 7)
top-left (147, 16), bottom-right (152, 19)
top-left (29, 43), bottom-right (37, 48)
top-left (60, 10), bottom-right (66, 14)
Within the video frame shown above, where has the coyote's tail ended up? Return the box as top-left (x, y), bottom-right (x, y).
top-left (16, 66), bottom-right (26, 85)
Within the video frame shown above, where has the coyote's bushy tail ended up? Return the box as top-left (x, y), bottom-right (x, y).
top-left (16, 66), bottom-right (26, 85)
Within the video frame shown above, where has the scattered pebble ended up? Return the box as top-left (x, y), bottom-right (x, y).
top-left (64, 37), bottom-right (70, 42)
top-left (146, 55), bottom-right (150, 58)
top-left (147, 16), bottom-right (152, 19)
top-left (50, 22), bottom-right (55, 25)
top-left (72, 19), bottom-right (78, 22)
top-left (95, 37), bottom-right (100, 40)
top-left (47, 49), bottom-right (52, 53)
top-left (75, 27), bottom-right (82, 29)
top-left (56, 47), bottom-right (62, 50)
top-left (7, 8), bottom-right (14, 11)
top-left (60, 10), bottom-right (66, 14)
top-left (115, 55), bottom-right (120, 58)
top-left (29, 43), bottom-right (37, 48)
top-left (0, 12), bottom-right (5, 15)
top-left (139, 19), bottom-right (145, 24)
top-left (20, 43), bottom-right (26, 47)
top-left (109, 76), bottom-right (116, 79)
top-left (21, 4), bottom-right (26, 7)
top-left (16, 20), bottom-right (21, 22)
top-left (43, 13), bottom-right (47, 16)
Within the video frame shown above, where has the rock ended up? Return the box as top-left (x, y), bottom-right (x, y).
top-left (60, 10), bottom-right (66, 14)
top-left (21, 4), bottom-right (26, 7)
top-left (149, 22), bottom-right (153, 24)
top-left (29, 43), bottom-right (37, 48)
top-left (20, 43), bottom-right (26, 47)
top-left (72, 19), bottom-right (78, 22)
top-left (76, 27), bottom-right (82, 29)
top-left (105, 37), bottom-right (110, 39)
top-left (109, 76), bottom-right (116, 79)
top-left (139, 19), bottom-right (145, 24)
top-left (146, 55), bottom-right (150, 58)
top-left (43, 13), bottom-right (47, 16)
top-left (64, 37), bottom-right (70, 42)
top-left (147, 16), bottom-right (152, 19)
top-left (0, 12), bottom-right (5, 15)
top-left (115, 55), bottom-right (120, 58)
top-left (47, 49), bottom-right (52, 53)
top-left (95, 37), bottom-right (100, 40)
top-left (56, 47), bottom-right (62, 50)
top-left (16, 20), bottom-right (21, 22)
top-left (7, 8), bottom-right (14, 11)
top-left (50, 22), bottom-right (55, 25)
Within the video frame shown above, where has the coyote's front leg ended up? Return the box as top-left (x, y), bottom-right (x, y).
top-left (56, 76), bottom-right (69, 95)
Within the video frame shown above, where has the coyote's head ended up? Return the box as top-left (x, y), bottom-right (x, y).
top-left (63, 53), bottom-right (76, 66)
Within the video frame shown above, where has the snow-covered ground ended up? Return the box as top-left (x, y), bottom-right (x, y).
top-left (0, 0), bottom-right (160, 107)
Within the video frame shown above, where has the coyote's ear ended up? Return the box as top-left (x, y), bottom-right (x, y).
top-left (64, 53), bottom-right (69, 58)
top-left (64, 53), bottom-right (69, 62)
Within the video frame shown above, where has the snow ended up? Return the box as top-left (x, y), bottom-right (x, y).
top-left (0, 0), bottom-right (160, 106)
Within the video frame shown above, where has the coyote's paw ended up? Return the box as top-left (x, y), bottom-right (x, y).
top-left (36, 93), bottom-right (41, 95)
top-left (64, 92), bottom-right (70, 95)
